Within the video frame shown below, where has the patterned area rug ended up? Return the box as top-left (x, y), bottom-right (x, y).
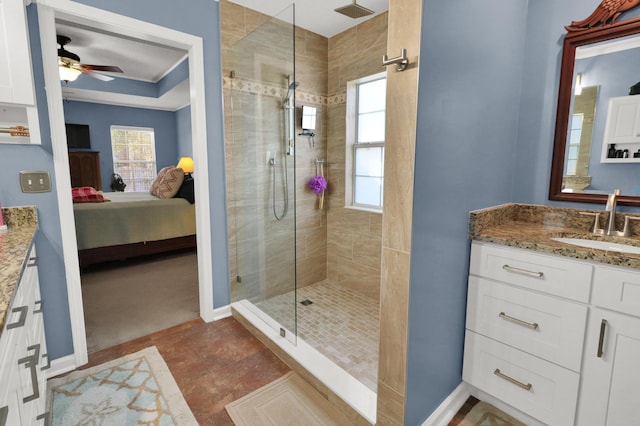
top-left (454, 398), bottom-right (526, 426)
top-left (47, 346), bottom-right (197, 425)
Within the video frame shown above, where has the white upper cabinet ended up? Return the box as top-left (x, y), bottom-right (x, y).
top-left (0, 0), bottom-right (35, 106)
top-left (601, 96), bottom-right (640, 163)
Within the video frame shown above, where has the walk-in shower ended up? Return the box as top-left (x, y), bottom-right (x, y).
top-left (224, 3), bottom-right (378, 421)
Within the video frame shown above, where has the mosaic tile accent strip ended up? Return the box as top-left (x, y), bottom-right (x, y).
top-left (222, 76), bottom-right (347, 106)
top-left (256, 280), bottom-right (380, 391)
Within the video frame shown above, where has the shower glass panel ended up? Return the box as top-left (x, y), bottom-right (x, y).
top-left (228, 5), bottom-right (297, 343)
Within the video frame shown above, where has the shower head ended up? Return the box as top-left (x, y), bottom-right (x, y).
top-left (285, 81), bottom-right (299, 102)
top-left (334, 0), bottom-right (374, 18)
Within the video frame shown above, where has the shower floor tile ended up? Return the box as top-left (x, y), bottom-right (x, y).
top-left (255, 280), bottom-right (380, 391)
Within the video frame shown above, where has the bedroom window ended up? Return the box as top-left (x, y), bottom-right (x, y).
top-left (110, 126), bottom-right (157, 192)
top-left (345, 72), bottom-right (386, 212)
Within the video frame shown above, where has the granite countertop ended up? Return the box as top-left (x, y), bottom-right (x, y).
top-left (0, 206), bottom-right (38, 331)
top-left (469, 203), bottom-right (640, 269)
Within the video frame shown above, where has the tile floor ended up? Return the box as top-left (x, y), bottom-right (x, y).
top-left (255, 280), bottom-right (380, 391)
top-left (76, 317), bottom-right (291, 425)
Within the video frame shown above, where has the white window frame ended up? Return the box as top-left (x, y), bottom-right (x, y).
top-left (566, 113), bottom-right (584, 176)
top-left (345, 72), bottom-right (386, 213)
top-left (110, 125), bottom-right (157, 192)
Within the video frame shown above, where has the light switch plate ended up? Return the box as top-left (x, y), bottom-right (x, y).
top-left (20, 171), bottom-right (52, 193)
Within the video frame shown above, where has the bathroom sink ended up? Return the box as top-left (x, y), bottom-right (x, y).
top-left (551, 237), bottom-right (640, 255)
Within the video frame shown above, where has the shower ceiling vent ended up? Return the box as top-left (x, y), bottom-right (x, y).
top-left (334, 0), bottom-right (375, 19)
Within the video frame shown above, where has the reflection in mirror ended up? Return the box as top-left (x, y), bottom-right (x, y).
top-left (563, 85), bottom-right (598, 192)
top-left (550, 13), bottom-right (640, 206)
top-left (301, 105), bottom-right (317, 130)
top-left (567, 35), bottom-right (640, 195)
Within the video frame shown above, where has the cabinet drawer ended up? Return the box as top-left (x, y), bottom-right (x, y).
top-left (592, 266), bottom-right (640, 318)
top-left (463, 331), bottom-right (580, 426)
top-left (467, 277), bottom-right (588, 371)
top-left (470, 242), bottom-right (593, 302)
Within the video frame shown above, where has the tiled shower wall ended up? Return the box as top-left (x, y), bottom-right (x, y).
top-left (220, 0), bottom-right (328, 300)
top-left (326, 13), bottom-right (388, 301)
top-left (221, 0), bottom-right (388, 303)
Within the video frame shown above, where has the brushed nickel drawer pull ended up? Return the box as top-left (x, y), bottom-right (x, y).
top-left (7, 306), bottom-right (28, 329)
top-left (27, 256), bottom-right (37, 267)
top-left (502, 264), bottom-right (544, 278)
top-left (18, 344), bottom-right (41, 403)
top-left (597, 319), bottom-right (608, 358)
top-left (499, 312), bottom-right (539, 330)
top-left (494, 368), bottom-right (532, 391)
top-left (34, 300), bottom-right (43, 314)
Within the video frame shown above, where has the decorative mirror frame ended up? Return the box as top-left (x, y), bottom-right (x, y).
top-left (549, 3), bottom-right (640, 206)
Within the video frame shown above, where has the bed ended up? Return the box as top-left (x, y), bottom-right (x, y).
top-left (73, 191), bottom-right (196, 267)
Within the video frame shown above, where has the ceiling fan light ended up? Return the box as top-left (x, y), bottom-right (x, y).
top-left (59, 66), bottom-right (81, 82)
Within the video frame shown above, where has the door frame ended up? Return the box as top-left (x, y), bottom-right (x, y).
top-left (35, 0), bottom-right (214, 370)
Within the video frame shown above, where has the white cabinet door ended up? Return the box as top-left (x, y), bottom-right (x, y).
top-left (0, 0), bottom-right (35, 105)
top-left (577, 308), bottom-right (640, 426)
top-left (601, 96), bottom-right (640, 162)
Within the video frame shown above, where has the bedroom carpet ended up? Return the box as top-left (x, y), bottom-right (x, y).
top-left (81, 250), bottom-right (199, 353)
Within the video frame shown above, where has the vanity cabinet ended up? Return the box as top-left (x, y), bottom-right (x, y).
top-left (576, 265), bottom-right (640, 426)
top-left (463, 242), bottom-right (589, 425)
top-left (0, 245), bottom-right (49, 425)
top-left (601, 96), bottom-right (640, 163)
top-left (576, 309), bottom-right (640, 426)
top-left (0, 0), bottom-right (35, 105)
top-left (464, 241), bottom-right (640, 425)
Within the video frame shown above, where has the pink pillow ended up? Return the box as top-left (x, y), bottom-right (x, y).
top-left (156, 167), bottom-right (185, 199)
top-left (150, 166), bottom-right (173, 196)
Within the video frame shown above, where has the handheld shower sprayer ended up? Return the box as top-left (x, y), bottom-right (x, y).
top-left (285, 81), bottom-right (299, 105)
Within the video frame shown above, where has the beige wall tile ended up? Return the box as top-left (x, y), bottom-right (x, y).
top-left (378, 248), bottom-right (409, 392)
top-left (376, 381), bottom-right (405, 426)
top-left (353, 234), bottom-right (382, 269)
top-left (296, 254), bottom-right (328, 287)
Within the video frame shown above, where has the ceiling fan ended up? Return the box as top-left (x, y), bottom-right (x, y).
top-left (57, 35), bottom-right (123, 82)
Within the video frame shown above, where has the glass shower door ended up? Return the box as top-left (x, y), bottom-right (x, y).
top-left (228, 5), bottom-right (297, 343)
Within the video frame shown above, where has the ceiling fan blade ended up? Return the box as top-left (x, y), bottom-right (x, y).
top-left (80, 64), bottom-right (123, 73)
top-left (81, 69), bottom-right (114, 82)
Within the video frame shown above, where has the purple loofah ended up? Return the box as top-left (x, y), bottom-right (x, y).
top-left (308, 175), bottom-right (327, 194)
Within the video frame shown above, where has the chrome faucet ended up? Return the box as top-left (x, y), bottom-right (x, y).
top-left (605, 189), bottom-right (621, 236)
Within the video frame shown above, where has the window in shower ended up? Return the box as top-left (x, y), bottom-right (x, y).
top-left (345, 72), bottom-right (386, 212)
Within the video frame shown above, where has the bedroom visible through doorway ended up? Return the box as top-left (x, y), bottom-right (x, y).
top-left (37, 0), bottom-right (214, 368)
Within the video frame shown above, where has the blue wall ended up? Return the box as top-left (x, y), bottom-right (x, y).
top-left (406, 0), bottom-right (640, 423)
top-left (176, 106), bottom-right (192, 158)
top-left (405, 0), bottom-right (528, 423)
top-left (0, 0), bottom-right (228, 361)
top-left (63, 101), bottom-right (180, 191)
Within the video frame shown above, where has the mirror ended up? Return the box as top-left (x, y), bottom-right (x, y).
top-left (301, 105), bottom-right (317, 130)
top-left (550, 13), bottom-right (640, 206)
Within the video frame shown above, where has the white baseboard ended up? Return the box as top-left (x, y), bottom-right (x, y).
top-left (422, 382), bottom-right (471, 426)
top-left (46, 354), bottom-right (77, 379)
